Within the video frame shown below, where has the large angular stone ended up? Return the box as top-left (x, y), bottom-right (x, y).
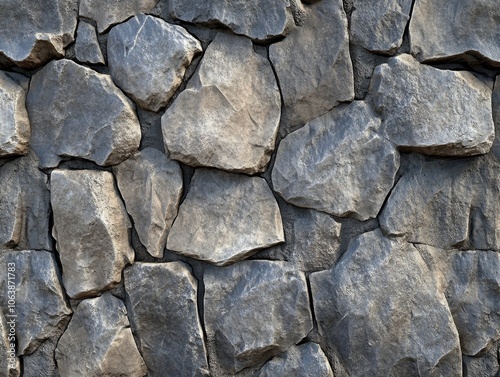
top-left (124, 262), bottom-right (208, 376)
top-left (51, 169), bottom-right (135, 299)
top-left (272, 101), bottom-right (399, 221)
top-left (108, 14), bottom-right (201, 112)
top-left (204, 261), bottom-right (313, 374)
top-left (162, 32), bottom-right (281, 174)
top-left (113, 148), bottom-right (183, 258)
top-left (409, 0), bottom-right (500, 66)
top-left (269, 0), bottom-right (354, 129)
top-left (0, 71), bottom-right (30, 157)
top-left (0, 311), bottom-right (20, 377)
top-left (167, 169), bottom-right (284, 265)
top-left (370, 54), bottom-right (494, 156)
top-left (0, 0), bottom-right (77, 69)
top-left (0, 250), bottom-right (71, 356)
top-left (55, 293), bottom-right (147, 377)
top-left (310, 230), bottom-right (462, 377)
top-left (26, 59), bottom-right (141, 169)
top-left (74, 21), bottom-right (105, 65)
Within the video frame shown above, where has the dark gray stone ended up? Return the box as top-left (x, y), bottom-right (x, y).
top-left (22, 336), bottom-right (59, 377)
top-left (74, 21), bottom-right (105, 65)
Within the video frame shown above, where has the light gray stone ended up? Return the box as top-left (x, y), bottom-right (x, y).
top-left (74, 21), bottom-right (105, 65)
top-left (113, 148), bottom-right (183, 258)
top-left (0, 71), bottom-right (30, 157)
top-left (0, 0), bottom-right (77, 69)
top-left (26, 59), bottom-right (141, 169)
top-left (162, 32), bottom-right (281, 174)
top-left (124, 262), bottom-right (209, 376)
top-left (0, 311), bottom-right (20, 377)
top-left (272, 101), bottom-right (399, 221)
top-left (168, 169), bottom-right (284, 265)
top-left (51, 169), bottom-right (135, 299)
top-left (370, 54), bottom-right (494, 156)
top-left (108, 14), bottom-right (201, 112)
top-left (22, 336), bottom-right (59, 377)
top-left (310, 230), bottom-right (462, 377)
top-left (269, 0), bottom-right (354, 129)
top-left (55, 293), bottom-right (147, 377)
top-left (204, 261), bottom-right (313, 374)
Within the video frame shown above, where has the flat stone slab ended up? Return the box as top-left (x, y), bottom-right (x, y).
top-left (74, 21), bottom-right (105, 65)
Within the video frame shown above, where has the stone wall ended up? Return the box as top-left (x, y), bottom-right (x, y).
top-left (0, 0), bottom-right (499, 376)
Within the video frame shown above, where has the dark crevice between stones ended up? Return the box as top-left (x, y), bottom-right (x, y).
top-left (396, 0), bottom-right (416, 56)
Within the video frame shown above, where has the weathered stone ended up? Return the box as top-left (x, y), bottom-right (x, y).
top-left (55, 293), bottom-right (147, 377)
top-left (409, 0), bottom-right (500, 66)
top-left (0, 311), bottom-right (20, 377)
top-left (108, 14), bottom-right (201, 112)
top-left (272, 101), bottom-right (399, 221)
top-left (79, 0), bottom-right (159, 33)
top-left (113, 148), bottom-right (183, 258)
top-left (161, 32), bottom-right (281, 174)
top-left (124, 262), bottom-right (209, 376)
top-left (169, 0), bottom-right (294, 42)
top-left (22, 336), bottom-right (59, 377)
top-left (74, 21), bottom-right (105, 65)
top-left (463, 339), bottom-right (500, 377)
top-left (51, 169), bottom-right (135, 299)
top-left (0, 71), bottom-right (30, 157)
top-left (258, 343), bottom-right (333, 377)
top-left (269, 0), bottom-right (354, 129)
top-left (204, 261), bottom-right (313, 374)
top-left (26, 59), bottom-right (141, 169)
top-left (370, 54), bottom-right (494, 156)
top-left (0, 250), bottom-right (71, 356)
top-left (0, 0), bottom-right (77, 69)
top-left (310, 230), bottom-right (462, 377)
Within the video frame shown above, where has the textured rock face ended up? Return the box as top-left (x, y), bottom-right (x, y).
top-left (108, 14), bottom-right (201, 112)
top-left (204, 261), bottom-right (313, 374)
top-left (269, 0), bottom-right (354, 129)
top-left (22, 336), bottom-right (59, 377)
top-left (0, 0), bottom-right (77, 68)
top-left (410, 0), bottom-right (500, 66)
top-left (55, 294), bottom-right (147, 377)
top-left (51, 169), bottom-right (135, 299)
top-left (310, 230), bottom-right (462, 377)
top-left (124, 262), bottom-right (209, 376)
top-left (463, 341), bottom-right (500, 377)
top-left (168, 169), bottom-right (284, 265)
top-left (27, 59), bottom-right (141, 168)
top-left (162, 32), bottom-right (281, 174)
top-left (113, 148), bottom-right (183, 258)
top-left (0, 311), bottom-right (20, 377)
top-left (74, 21), bottom-right (105, 65)
top-left (272, 101), bottom-right (399, 221)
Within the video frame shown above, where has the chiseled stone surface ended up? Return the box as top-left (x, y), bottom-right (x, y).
top-left (204, 261), bottom-right (313, 374)
top-left (168, 169), bottom-right (284, 265)
top-left (51, 169), bottom-right (135, 299)
top-left (162, 32), bottom-right (281, 174)
top-left (0, 311), bottom-right (20, 377)
top-left (74, 21), bottom-right (105, 65)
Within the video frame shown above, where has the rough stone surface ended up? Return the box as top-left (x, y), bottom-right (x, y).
top-left (162, 32), bottom-right (281, 174)
top-left (55, 293), bottom-right (147, 377)
top-left (168, 169), bottom-right (284, 265)
top-left (269, 0), bottom-right (354, 130)
top-left (204, 261), bottom-right (313, 374)
top-left (22, 336), bottom-right (59, 377)
top-left (51, 169), bottom-right (135, 299)
top-left (272, 101), bottom-right (399, 221)
top-left (370, 54), bottom-right (494, 156)
top-left (74, 21), bottom-right (105, 65)
top-left (463, 340), bottom-right (500, 377)
top-left (0, 311), bottom-right (20, 377)
top-left (124, 262), bottom-right (209, 376)
top-left (0, 0), bottom-right (77, 68)
top-left (310, 230), bottom-right (462, 377)
top-left (113, 148), bottom-right (183, 258)
top-left (26, 59), bottom-right (141, 169)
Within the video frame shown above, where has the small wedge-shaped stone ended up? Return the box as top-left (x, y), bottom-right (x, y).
top-left (55, 293), bottom-right (147, 377)
top-left (51, 170), bottom-right (135, 299)
top-left (310, 230), bottom-right (462, 377)
top-left (0, 250), bottom-right (71, 356)
top-left (108, 14), bottom-right (202, 112)
top-left (204, 261), bottom-right (313, 374)
top-left (0, 311), bottom-right (20, 377)
top-left (124, 262), bottom-right (209, 376)
top-left (168, 169), bottom-right (284, 265)
top-left (27, 59), bottom-right (141, 169)
top-left (75, 21), bottom-right (105, 65)
top-left (0, 0), bottom-right (77, 68)
top-left (0, 71), bottom-right (30, 156)
top-left (269, 0), bottom-right (354, 129)
top-left (162, 32), bottom-right (281, 174)
top-left (370, 54), bottom-right (494, 156)
top-left (113, 148), bottom-right (183, 258)
top-left (23, 336), bottom-right (59, 377)
top-left (272, 101), bottom-right (399, 221)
